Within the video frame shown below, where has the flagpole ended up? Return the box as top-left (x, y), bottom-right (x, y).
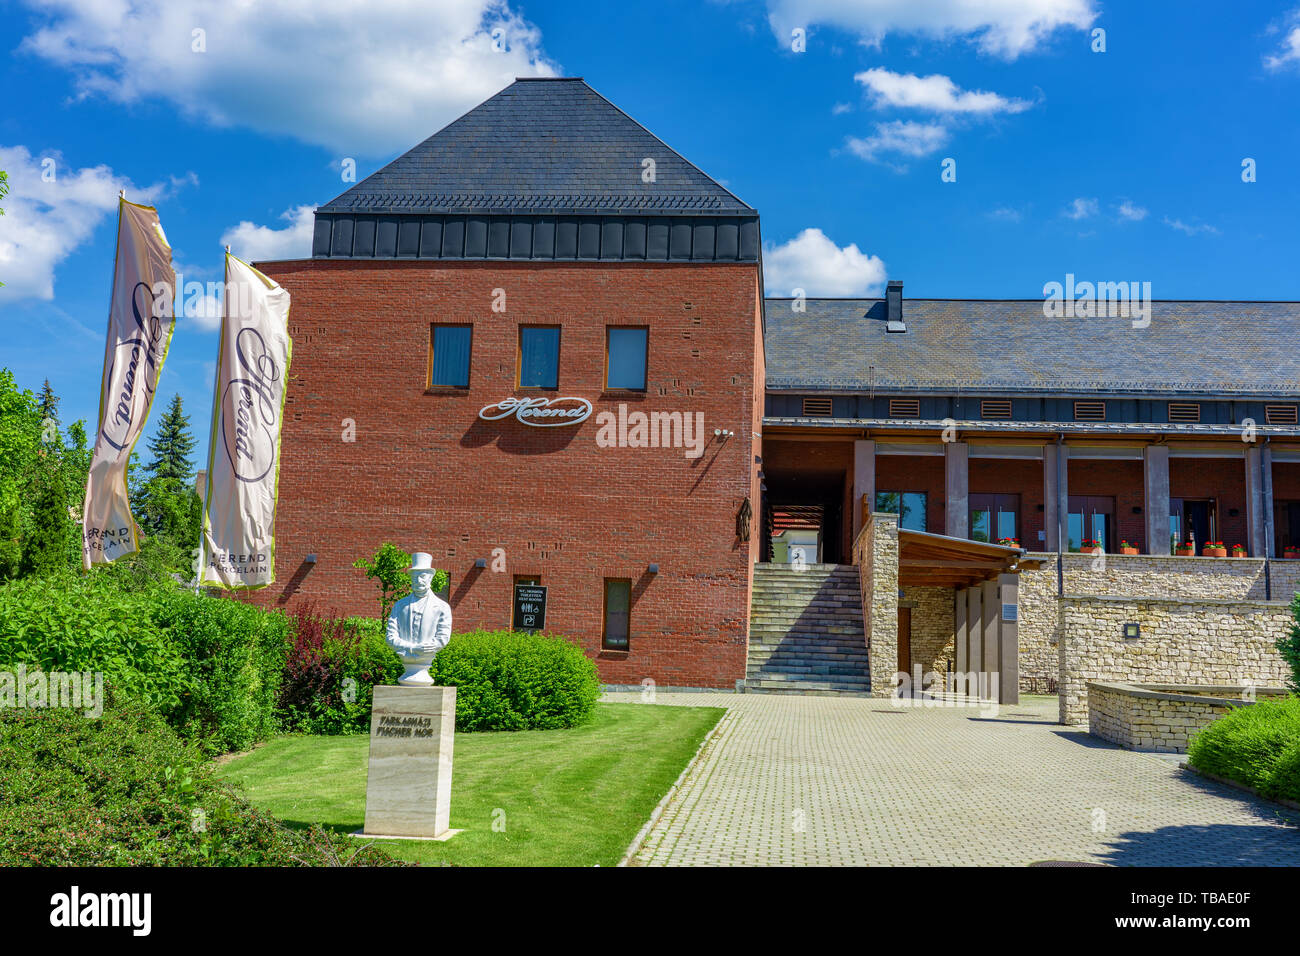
top-left (195, 245), bottom-right (230, 593)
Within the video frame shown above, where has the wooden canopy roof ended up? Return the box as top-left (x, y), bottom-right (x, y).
top-left (897, 529), bottom-right (1045, 589)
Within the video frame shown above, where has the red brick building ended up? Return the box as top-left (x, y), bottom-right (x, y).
top-left (249, 78), bottom-right (1300, 692)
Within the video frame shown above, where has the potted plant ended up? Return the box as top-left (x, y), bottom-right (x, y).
top-left (1204, 541), bottom-right (1228, 557)
top-left (1081, 537), bottom-right (1102, 554)
top-left (1119, 539), bottom-right (1140, 555)
top-left (1174, 540), bottom-right (1196, 556)
top-left (1231, 543), bottom-right (1248, 557)
top-left (1285, 545), bottom-right (1300, 559)
top-left (997, 536), bottom-right (1020, 548)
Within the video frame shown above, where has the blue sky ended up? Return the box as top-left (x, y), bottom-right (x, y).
top-left (3, 0), bottom-right (1300, 467)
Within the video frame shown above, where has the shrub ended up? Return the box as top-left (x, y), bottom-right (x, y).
top-left (0, 572), bottom-right (292, 754)
top-left (1187, 696), bottom-right (1300, 801)
top-left (352, 543), bottom-right (448, 621)
top-left (432, 629), bottom-right (600, 732)
top-left (0, 694), bottom-right (403, 866)
top-left (1279, 594), bottom-right (1300, 694)
top-left (0, 573), bottom-right (190, 714)
top-left (150, 589), bottom-right (292, 754)
top-left (277, 606), bottom-right (402, 735)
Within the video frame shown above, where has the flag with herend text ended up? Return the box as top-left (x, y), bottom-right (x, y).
top-left (82, 198), bottom-right (176, 568)
top-left (199, 253), bottom-right (292, 588)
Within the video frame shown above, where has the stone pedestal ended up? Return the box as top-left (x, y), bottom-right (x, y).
top-left (357, 685), bottom-right (459, 841)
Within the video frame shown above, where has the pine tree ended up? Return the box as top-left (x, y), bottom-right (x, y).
top-left (19, 461), bottom-right (71, 578)
top-left (145, 394), bottom-right (196, 484)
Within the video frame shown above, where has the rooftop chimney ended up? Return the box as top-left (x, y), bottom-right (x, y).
top-left (885, 280), bottom-right (905, 332)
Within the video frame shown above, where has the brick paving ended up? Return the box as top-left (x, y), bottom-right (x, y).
top-left (613, 691), bottom-right (1300, 866)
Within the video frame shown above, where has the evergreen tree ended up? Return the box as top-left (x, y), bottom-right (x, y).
top-left (19, 461), bottom-right (71, 578)
top-left (145, 394), bottom-right (196, 484)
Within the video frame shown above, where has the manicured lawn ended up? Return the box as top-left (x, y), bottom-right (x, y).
top-left (217, 702), bottom-right (724, 866)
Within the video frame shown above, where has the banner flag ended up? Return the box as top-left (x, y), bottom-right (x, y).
top-left (199, 253), bottom-right (292, 588)
top-left (82, 197), bottom-right (176, 568)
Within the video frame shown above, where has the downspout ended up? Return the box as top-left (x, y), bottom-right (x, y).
top-left (1264, 436), bottom-right (1273, 601)
top-left (1056, 433), bottom-right (1065, 598)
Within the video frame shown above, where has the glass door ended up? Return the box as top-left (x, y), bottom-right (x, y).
top-left (970, 493), bottom-right (1020, 545)
top-left (1067, 495), bottom-right (1115, 551)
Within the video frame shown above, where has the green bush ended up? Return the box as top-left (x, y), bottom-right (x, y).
top-left (1187, 696), bottom-right (1300, 801)
top-left (277, 609), bottom-right (402, 735)
top-left (151, 589), bottom-right (292, 753)
top-left (1279, 594), bottom-right (1300, 694)
top-left (0, 572), bottom-right (292, 754)
top-left (0, 573), bottom-right (190, 713)
top-left (0, 694), bottom-right (403, 866)
top-left (432, 629), bottom-right (601, 732)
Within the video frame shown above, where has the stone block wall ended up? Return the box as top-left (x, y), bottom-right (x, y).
top-left (1058, 597), bottom-right (1291, 723)
top-left (901, 585), bottom-right (955, 678)
top-left (1017, 553), bottom-right (1288, 694)
top-left (1087, 682), bottom-right (1286, 753)
top-left (855, 513), bottom-right (898, 698)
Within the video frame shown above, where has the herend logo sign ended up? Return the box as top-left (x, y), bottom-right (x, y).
top-left (221, 327), bottom-right (282, 482)
top-left (101, 281), bottom-right (170, 451)
top-left (478, 396), bottom-right (593, 427)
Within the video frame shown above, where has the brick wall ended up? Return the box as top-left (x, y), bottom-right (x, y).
top-left (1170, 455), bottom-right (1250, 550)
top-left (875, 454), bottom-right (945, 533)
top-left (243, 257), bottom-right (763, 688)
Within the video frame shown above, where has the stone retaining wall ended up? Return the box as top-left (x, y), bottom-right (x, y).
top-left (1087, 681), bottom-right (1289, 753)
top-left (1018, 553), bottom-right (1298, 695)
top-left (901, 585), bottom-right (955, 678)
top-left (1059, 597), bottom-right (1291, 724)
top-left (854, 513), bottom-right (898, 698)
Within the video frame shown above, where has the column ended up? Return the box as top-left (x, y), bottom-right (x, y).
top-left (954, 588), bottom-right (968, 695)
top-left (1043, 443), bottom-right (1069, 551)
top-left (997, 573), bottom-right (1020, 705)
top-left (945, 441), bottom-right (969, 538)
top-left (981, 579), bottom-right (999, 700)
top-left (1143, 445), bottom-right (1171, 555)
top-left (853, 439), bottom-right (875, 541)
top-left (966, 585), bottom-right (982, 698)
top-left (1246, 445), bottom-right (1270, 558)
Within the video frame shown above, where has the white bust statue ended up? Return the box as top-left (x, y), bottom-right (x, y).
top-left (385, 552), bottom-right (453, 686)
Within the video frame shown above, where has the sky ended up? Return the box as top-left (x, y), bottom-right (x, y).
top-left (3, 0), bottom-right (1300, 469)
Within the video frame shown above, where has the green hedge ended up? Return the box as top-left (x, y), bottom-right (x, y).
top-left (1187, 696), bottom-right (1300, 802)
top-left (432, 629), bottom-right (601, 732)
top-left (0, 573), bottom-right (292, 754)
top-left (0, 694), bottom-right (402, 866)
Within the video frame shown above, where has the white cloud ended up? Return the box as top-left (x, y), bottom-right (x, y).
top-left (989, 206), bottom-right (1023, 222)
top-left (766, 0), bottom-right (1096, 59)
top-left (0, 145), bottom-right (175, 304)
top-left (831, 101), bottom-right (853, 115)
top-left (1116, 200), bottom-right (1147, 222)
top-left (1264, 10), bottom-right (1300, 70)
top-left (219, 206), bottom-right (316, 263)
top-left (18, 0), bottom-right (558, 156)
top-left (763, 228), bottom-right (887, 297)
top-left (1063, 197), bottom-right (1098, 220)
top-left (1163, 216), bottom-right (1219, 236)
top-left (854, 68), bottom-right (1032, 114)
top-left (845, 120), bottom-right (949, 163)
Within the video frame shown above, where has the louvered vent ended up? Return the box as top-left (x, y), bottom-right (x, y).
top-left (1074, 401), bottom-right (1106, 422)
top-left (1265, 404), bottom-right (1298, 425)
top-left (981, 400), bottom-right (1012, 420)
top-left (802, 397), bottom-right (832, 417)
top-left (889, 399), bottom-right (921, 418)
top-left (1168, 403), bottom-right (1201, 424)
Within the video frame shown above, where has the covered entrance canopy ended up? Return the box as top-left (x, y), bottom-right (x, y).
top-left (898, 529), bottom-right (1046, 588)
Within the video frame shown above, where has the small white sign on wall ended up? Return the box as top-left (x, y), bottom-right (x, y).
top-left (1002, 603), bottom-right (1018, 622)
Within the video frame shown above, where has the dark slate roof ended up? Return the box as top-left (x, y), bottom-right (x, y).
top-left (318, 78), bottom-right (753, 216)
top-left (764, 298), bottom-right (1300, 397)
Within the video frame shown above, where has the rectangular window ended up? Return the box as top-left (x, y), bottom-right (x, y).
top-left (602, 579), bottom-right (631, 650)
top-left (1168, 402), bottom-right (1201, 423)
top-left (1266, 405), bottom-right (1298, 425)
top-left (518, 326), bottom-right (560, 388)
top-left (875, 491), bottom-right (927, 532)
top-left (1067, 495), bottom-right (1115, 552)
top-left (970, 493), bottom-right (1020, 544)
top-left (428, 324), bottom-right (472, 388)
top-left (980, 400), bottom-right (1012, 420)
top-left (606, 327), bottom-right (648, 390)
top-left (888, 399), bottom-right (920, 419)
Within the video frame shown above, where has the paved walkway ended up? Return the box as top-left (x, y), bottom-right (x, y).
top-left (612, 692), bottom-right (1300, 866)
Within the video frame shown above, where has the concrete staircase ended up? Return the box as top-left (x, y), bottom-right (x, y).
top-left (745, 563), bottom-right (872, 696)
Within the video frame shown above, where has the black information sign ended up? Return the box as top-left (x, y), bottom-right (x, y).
top-left (513, 585), bottom-right (548, 631)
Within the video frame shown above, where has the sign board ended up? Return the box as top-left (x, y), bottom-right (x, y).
top-left (513, 585), bottom-right (548, 631)
top-left (479, 396), bottom-right (592, 427)
top-left (1001, 603), bottom-right (1018, 622)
